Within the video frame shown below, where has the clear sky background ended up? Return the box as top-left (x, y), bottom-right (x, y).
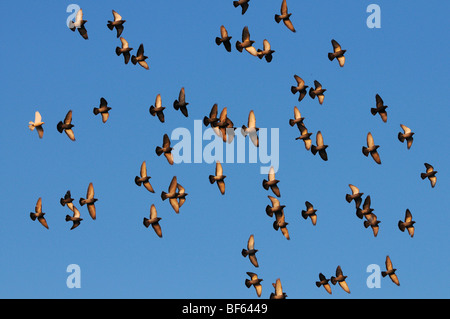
top-left (0, 1), bottom-right (448, 299)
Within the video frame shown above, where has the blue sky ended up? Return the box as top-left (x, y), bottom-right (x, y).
top-left (0, 0), bottom-right (448, 299)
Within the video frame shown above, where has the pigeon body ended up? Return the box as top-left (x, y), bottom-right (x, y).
top-left (270, 278), bottom-right (287, 299)
top-left (203, 103), bottom-right (220, 127)
top-left (173, 87), bottom-right (189, 117)
top-left (262, 166), bottom-right (280, 197)
top-left (161, 176), bottom-right (180, 214)
top-left (116, 37), bottom-right (133, 64)
top-left (135, 161), bottom-right (155, 193)
top-left (309, 80), bottom-right (326, 105)
top-left (256, 39), bottom-right (275, 62)
top-left (363, 213), bottom-right (380, 237)
top-left (289, 106), bottom-right (305, 128)
top-left (398, 124), bottom-right (414, 149)
top-left (241, 110), bottom-right (259, 147)
top-left (295, 125), bottom-right (312, 151)
top-left (209, 161), bottom-right (226, 195)
top-left (362, 132), bottom-right (381, 164)
top-left (346, 184), bottom-right (363, 208)
top-left (356, 195), bottom-right (374, 219)
top-left (421, 163), bottom-right (437, 188)
top-left (236, 26), bottom-right (257, 56)
top-left (131, 44), bottom-right (149, 70)
top-left (65, 205), bottom-right (83, 230)
top-left (29, 111), bottom-right (44, 139)
top-left (316, 273), bottom-right (332, 294)
top-left (107, 10), bottom-right (125, 38)
top-left (30, 197), bottom-right (49, 229)
top-left (245, 272), bottom-right (263, 297)
top-left (371, 94), bottom-right (388, 122)
top-left (93, 97), bottom-right (111, 123)
top-left (381, 256), bottom-right (400, 286)
top-left (301, 201), bottom-right (317, 225)
top-left (273, 210), bottom-right (290, 240)
top-left (69, 8), bottom-right (88, 39)
top-left (330, 266), bottom-right (350, 293)
top-left (328, 39), bottom-right (346, 67)
top-left (215, 25), bottom-right (232, 52)
top-left (241, 234), bottom-right (259, 267)
top-left (275, 0), bottom-right (296, 32)
top-left (398, 209), bottom-right (415, 237)
top-left (143, 204), bottom-right (162, 238)
top-left (311, 131), bottom-right (328, 161)
top-left (233, 0), bottom-right (250, 15)
top-left (149, 94), bottom-right (166, 123)
top-left (265, 196), bottom-right (286, 218)
top-left (79, 182), bottom-right (97, 220)
top-left (291, 75), bottom-right (308, 102)
top-left (60, 190), bottom-right (74, 211)
top-left (57, 110), bottom-right (75, 141)
top-left (155, 134), bottom-right (174, 165)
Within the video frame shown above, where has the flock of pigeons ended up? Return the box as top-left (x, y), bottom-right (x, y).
top-left (27, 1), bottom-right (439, 298)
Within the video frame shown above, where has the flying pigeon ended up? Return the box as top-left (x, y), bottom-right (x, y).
top-left (275, 0), bottom-right (296, 32)
top-left (28, 111), bottom-right (44, 139)
top-left (57, 110), bottom-right (75, 141)
top-left (155, 134), bottom-right (174, 165)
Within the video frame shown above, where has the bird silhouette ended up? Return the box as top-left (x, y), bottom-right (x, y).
top-left (295, 125), bottom-right (313, 151)
top-left (346, 184), bottom-right (363, 209)
top-left (60, 191), bottom-right (74, 211)
top-left (149, 94), bottom-right (166, 123)
top-left (309, 80), bottom-right (326, 105)
top-left (363, 213), bottom-right (380, 237)
top-left (79, 182), bottom-right (98, 220)
top-left (233, 0), bottom-right (250, 15)
top-left (116, 37), bottom-right (133, 64)
top-left (241, 234), bottom-right (259, 267)
top-left (311, 131), bottom-right (328, 161)
top-left (155, 134), bottom-right (174, 165)
top-left (371, 94), bottom-right (388, 123)
top-left (262, 166), bottom-right (280, 197)
top-left (173, 87), bottom-right (189, 117)
top-left (270, 278), bottom-right (287, 299)
top-left (107, 10), bottom-right (126, 38)
top-left (143, 204), bottom-right (162, 238)
top-left (291, 75), bottom-right (308, 102)
top-left (29, 111), bottom-right (44, 139)
top-left (209, 161), bottom-right (226, 195)
top-left (215, 25), bottom-right (232, 52)
top-left (135, 161), bottom-right (155, 193)
top-left (301, 201), bottom-right (318, 226)
top-left (161, 176), bottom-right (180, 214)
top-left (93, 97), bottom-right (111, 123)
top-left (65, 205), bottom-right (83, 230)
top-left (30, 197), bottom-right (49, 229)
top-left (275, 0), bottom-right (296, 33)
top-left (256, 39), bottom-right (275, 62)
top-left (421, 163), bottom-right (437, 188)
top-left (328, 39), bottom-right (346, 67)
top-left (398, 124), bottom-right (414, 149)
top-left (356, 195), bottom-right (374, 219)
top-left (381, 256), bottom-right (400, 286)
top-left (265, 196), bottom-right (286, 218)
top-left (69, 8), bottom-right (88, 40)
top-left (316, 273), bottom-right (332, 294)
top-left (236, 26), bottom-right (257, 56)
top-left (362, 132), bottom-right (381, 164)
top-left (398, 209), bottom-right (415, 237)
top-left (330, 266), bottom-right (350, 293)
top-left (57, 110), bottom-right (75, 141)
top-left (245, 272), bottom-right (263, 297)
top-left (241, 110), bottom-right (259, 147)
top-left (131, 44), bottom-right (149, 70)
